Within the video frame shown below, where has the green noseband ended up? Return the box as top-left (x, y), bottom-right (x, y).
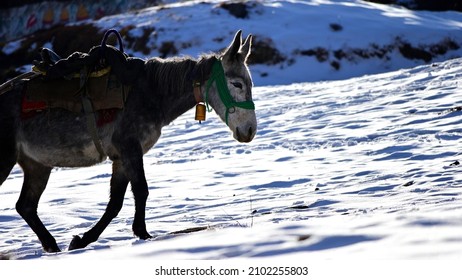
top-left (205, 60), bottom-right (255, 125)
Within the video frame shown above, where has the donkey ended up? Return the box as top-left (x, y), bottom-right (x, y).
top-left (0, 30), bottom-right (256, 253)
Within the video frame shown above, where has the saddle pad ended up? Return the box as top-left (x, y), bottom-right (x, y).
top-left (22, 70), bottom-right (130, 113)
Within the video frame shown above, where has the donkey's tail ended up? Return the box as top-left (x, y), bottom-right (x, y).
top-left (0, 125), bottom-right (18, 186)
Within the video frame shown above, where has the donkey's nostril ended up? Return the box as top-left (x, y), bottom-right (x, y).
top-left (248, 126), bottom-right (253, 137)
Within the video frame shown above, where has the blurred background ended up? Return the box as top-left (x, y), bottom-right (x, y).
top-left (1, 0), bottom-right (462, 85)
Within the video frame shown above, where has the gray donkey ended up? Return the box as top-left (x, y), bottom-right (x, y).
top-left (0, 30), bottom-right (256, 253)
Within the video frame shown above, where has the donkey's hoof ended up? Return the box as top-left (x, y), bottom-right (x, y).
top-left (135, 230), bottom-right (152, 240)
top-left (44, 245), bottom-right (61, 253)
top-left (68, 235), bottom-right (84, 250)
top-left (140, 232), bottom-right (152, 240)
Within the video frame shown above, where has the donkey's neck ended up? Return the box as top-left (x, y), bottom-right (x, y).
top-left (145, 55), bottom-right (217, 126)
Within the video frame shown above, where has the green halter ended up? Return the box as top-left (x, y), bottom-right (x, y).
top-left (205, 60), bottom-right (255, 125)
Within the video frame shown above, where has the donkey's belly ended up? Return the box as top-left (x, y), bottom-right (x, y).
top-left (19, 139), bottom-right (105, 167)
top-left (18, 111), bottom-right (110, 167)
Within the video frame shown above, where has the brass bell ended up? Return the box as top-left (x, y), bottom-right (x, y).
top-left (195, 103), bottom-right (206, 123)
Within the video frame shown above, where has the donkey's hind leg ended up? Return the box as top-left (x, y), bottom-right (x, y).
top-left (69, 160), bottom-right (129, 250)
top-left (16, 154), bottom-right (59, 252)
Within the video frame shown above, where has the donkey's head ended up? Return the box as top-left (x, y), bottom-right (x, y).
top-left (204, 30), bottom-right (257, 143)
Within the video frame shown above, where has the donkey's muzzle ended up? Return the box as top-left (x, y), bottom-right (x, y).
top-left (236, 126), bottom-right (255, 143)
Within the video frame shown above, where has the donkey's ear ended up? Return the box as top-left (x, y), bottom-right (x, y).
top-left (239, 34), bottom-right (252, 62)
top-left (223, 30), bottom-right (242, 62)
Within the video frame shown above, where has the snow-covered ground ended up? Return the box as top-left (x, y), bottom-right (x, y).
top-left (1, 0), bottom-right (462, 278)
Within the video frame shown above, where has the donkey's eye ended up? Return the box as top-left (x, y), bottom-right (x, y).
top-left (231, 82), bottom-right (243, 89)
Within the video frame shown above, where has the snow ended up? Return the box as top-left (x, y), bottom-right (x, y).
top-left (1, 0), bottom-right (462, 277)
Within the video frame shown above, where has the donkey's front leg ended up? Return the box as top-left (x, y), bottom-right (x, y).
top-left (117, 137), bottom-right (152, 240)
